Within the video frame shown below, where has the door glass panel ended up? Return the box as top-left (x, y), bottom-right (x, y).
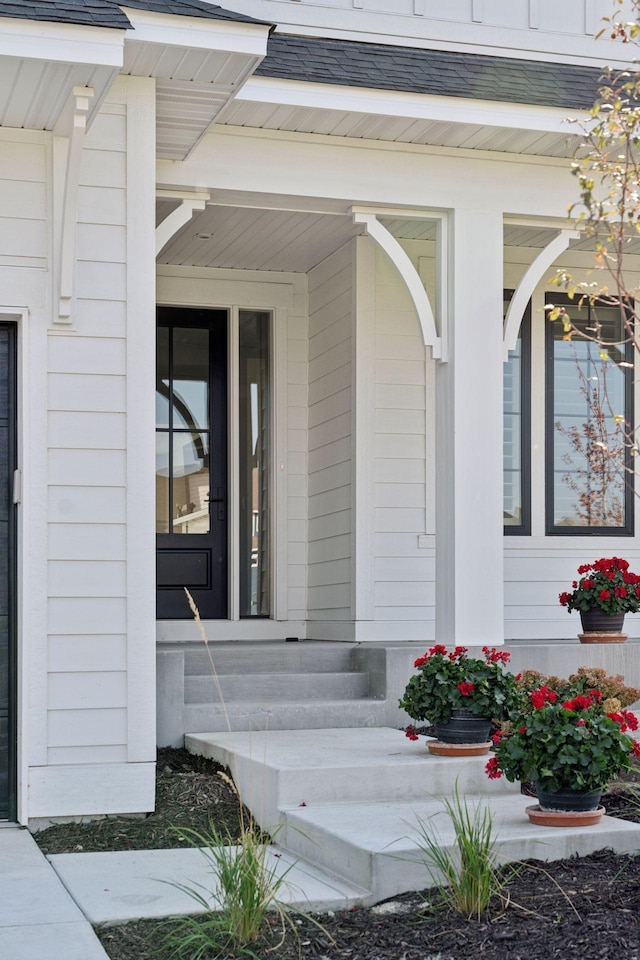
top-left (173, 328), bottom-right (209, 430)
top-left (239, 311), bottom-right (270, 617)
top-left (172, 432), bottom-right (210, 534)
top-left (155, 432), bottom-right (170, 534)
top-left (156, 326), bottom-right (170, 428)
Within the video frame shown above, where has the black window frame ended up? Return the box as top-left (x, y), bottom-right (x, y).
top-left (545, 293), bottom-right (635, 537)
top-left (503, 292), bottom-right (531, 536)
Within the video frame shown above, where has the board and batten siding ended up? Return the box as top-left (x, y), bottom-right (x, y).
top-left (307, 244), bottom-right (353, 622)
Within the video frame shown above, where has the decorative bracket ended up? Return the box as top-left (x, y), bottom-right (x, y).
top-left (55, 87), bottom-right (94, 325)
top-left (156, 191), bottom-right (210, 257)
top-left (503, 227), bottom-right (579, 360)
top-left (352, 209), bottom-right (445, 361)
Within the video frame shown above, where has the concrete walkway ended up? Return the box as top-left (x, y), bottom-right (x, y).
top-left (0, 828), bottom-right (110, 960)
top-left (4, 727), bottom-right (640, 957)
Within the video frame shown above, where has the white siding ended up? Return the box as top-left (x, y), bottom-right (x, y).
top-left (372, 243), bottom-right (433, 629)
top-left (307, 244), bottom-right (353, 621)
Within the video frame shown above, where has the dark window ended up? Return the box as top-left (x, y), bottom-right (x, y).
top-left (545, 295), bottom-right (634, 535)
top-left (504, 292), bottom-right (531, 535)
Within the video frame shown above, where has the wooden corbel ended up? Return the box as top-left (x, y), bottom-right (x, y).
top-left (54, 87), bottom-right (94, 325)
top-left (156, 191), bottom-right (210, 257)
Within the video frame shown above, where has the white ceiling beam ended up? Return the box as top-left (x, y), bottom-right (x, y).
top-left (503, 227), bottom-right (579, 358)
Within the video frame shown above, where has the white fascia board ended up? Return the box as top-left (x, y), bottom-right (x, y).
top-left (121, 8), bottom-right (271, 57)
top-left (0, 18), bottom-right (124, 67)
top-left (238, 76), bottom-right (587, 135)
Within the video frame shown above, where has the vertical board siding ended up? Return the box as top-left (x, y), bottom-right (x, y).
top-left (307, 245), bottom-right (353, 619)
top-left (45, 101), bottom-right (129, 754)
top-left (373, 245), bottom-right (433, 623)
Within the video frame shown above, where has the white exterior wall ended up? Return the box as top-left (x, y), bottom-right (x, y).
top-left (373, 243), bottom-right (433, 635)
top-left (307, 244), bottom-right (353, 624)
top-left (21, 77), bottom-right (158, 822)
top-left (222, 0), bottom-right (626, 65)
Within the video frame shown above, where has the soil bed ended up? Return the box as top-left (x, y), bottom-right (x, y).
top-left (35, 749), bottom-right (640, 960)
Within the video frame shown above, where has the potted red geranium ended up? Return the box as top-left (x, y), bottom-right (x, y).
top-left (559, 556), bottom-right (640, 639)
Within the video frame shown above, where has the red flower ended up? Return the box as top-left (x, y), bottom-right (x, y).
top-left (457, 681), bottom-right (475, 697)
top-left (572, 581), bottom-right (578, 589)
top-left (632, 741), bottom-right (640, 758)
top-left (615, 586), bottom-right (628, 599)
top-left (405, 725), bottom-right (419, 741)
top-left (578, 564), bottom-right (594, 574)
top-left (582, 579), bottom-right (594, 590)
top-left (562, 694), bottom-right (593, 712)
top-left (530, 686), bottom-right (557, 709)
top-left (485, 756), bottom-right (502, 779)
top-left (621, 710), bottom-right (639, 732)
top-left (413, 655), bottom-right (428, 668)
top-left (519, 725), bottom-right (527, 734)
top-left (492, 730), bottom-right (502, 745)
top-left (607, 712), bottom-right (628, 732)
top-left (559, 592), bottom-right (572, 606)
top-left (428, 644), bottom-right (447, 656)
top-left (599, 589), bottom-right (611, 601)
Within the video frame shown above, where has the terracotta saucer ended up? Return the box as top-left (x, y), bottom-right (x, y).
top-left (579, 633), bottom-right (627, 644)
top-left (427, 741), bottom-right (491, 757)
top-left (525, 804), bottom-right (605, 827)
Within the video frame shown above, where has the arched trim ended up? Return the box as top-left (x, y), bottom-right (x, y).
top-left (156, 193), bottom-right (209, 258)
top-left (352, 210), bottom-right (443, 360)
top-left (503, 228), bottom-right (579, 359)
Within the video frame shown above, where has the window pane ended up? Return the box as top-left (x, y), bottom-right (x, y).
top-left (550, 302), bottom-right (629, 529)
top-left (155, 433), bottom-right (170, 534)
top-left (172, 433), bottom-right (210, 534)
top-left (173, 327), bottom-right (209, 430)
top-left (504, 334), bottom-right (522, 526)
top-left (156, 326), bottom-right (169, 429)
top-left (239, 311), bottom-right (270, 617)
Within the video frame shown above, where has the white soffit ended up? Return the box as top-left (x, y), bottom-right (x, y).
top-left (219, 99), bottom-right (583, 157)
top-left (0, 21), bottom-right (123, 131)
top-left (121, 10), bottom-right (271, 160)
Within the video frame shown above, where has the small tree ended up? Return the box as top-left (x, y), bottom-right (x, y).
top-left (548, 0), bottom-right (640, 503)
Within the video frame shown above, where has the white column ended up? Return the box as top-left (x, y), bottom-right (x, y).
top-left (435, 209), bottom-right (504, 646)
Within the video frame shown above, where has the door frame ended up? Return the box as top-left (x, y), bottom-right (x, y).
top-left (0, 316), bottom-right (18, 821)
top-left (156, 286), bottom-right (287, 628)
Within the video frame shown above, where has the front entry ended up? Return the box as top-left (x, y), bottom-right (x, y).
top-left (0, 324), bottom-right (16, 820)
top-left (156, 308), bottom-right (228, 619)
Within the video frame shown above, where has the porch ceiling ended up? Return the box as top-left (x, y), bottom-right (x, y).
top-left (156, 203), bottom-right (636, 274)
top-left (217, 99), bottom-right (582, 159)
top-left (156, 202), bottom-right (362, 272)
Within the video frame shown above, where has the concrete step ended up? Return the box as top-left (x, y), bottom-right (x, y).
top-left (182, 641), bottom-right (360, 676)
top-left (186, 728), bottom-right (520, 828)
top-left (281, 794), bottom-right (640, 904)
top-left (185, 671), bottom-right (370, 704)
top-left (186, 726), bottom-right (640, 908)
top-left (184, 699), bottom-right (388, 734)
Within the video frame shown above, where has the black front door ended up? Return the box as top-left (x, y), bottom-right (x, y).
top-left (156, 308), bottom-right (227, 619)
top-left (0, 324), bottom-right (16, 820)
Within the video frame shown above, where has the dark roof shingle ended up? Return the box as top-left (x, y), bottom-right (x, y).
top-left (256, 35), bottom-right (604, 110)
top-left (0, 0), bottom-right (270, 29)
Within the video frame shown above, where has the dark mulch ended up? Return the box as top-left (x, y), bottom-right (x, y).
top-left (35, 749), bottom-right (640, 960)
top-left (96, 849), bottom-right (640, 960)
top-left (34, 748), bottom-right (251, 855)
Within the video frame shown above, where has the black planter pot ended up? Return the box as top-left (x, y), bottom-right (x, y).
top-left (579, 607), bottom-right (625, 633)
top-left (434, 708), bottom-right (491, 744)
top-left (536, 783), bottom-right (603, 813)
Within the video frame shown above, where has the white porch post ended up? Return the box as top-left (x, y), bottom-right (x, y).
top-left (435, 208), bottom-right (504, 646)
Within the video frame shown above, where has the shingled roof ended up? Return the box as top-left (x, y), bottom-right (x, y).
top-left (256, 34), bottom-right (604, 111)
top-left (0, 0), bottom-right (270, 29)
